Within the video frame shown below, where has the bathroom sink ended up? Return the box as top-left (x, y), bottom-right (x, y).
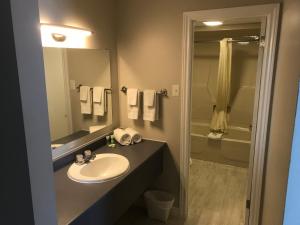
top-left (67, 153), bottom-right (130, 183)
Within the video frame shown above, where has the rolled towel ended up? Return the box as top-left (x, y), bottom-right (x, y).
top-left (114, 128), bottom-right (131, 146)
top-left (125, 128), bottom-right (142, 144)
top-left (207, 132), bottom-right (223, 140)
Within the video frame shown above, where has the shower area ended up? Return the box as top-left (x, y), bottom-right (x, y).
top-left (188, 22), bottom-right (261, 225)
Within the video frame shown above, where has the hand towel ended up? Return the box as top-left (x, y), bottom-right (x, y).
top-left (143, 92), bottom-right (159, 122)
top-left (127, 89), bottom-right (140, 120)
top-left (143, 90), bottom-right (155, 106)
top-left (114, 128), bottom-right (131, 146)
top-left (207, 132), bottom-right (223, 140)
top-left (93, 86), bottom-right (105, 116)
top-left (127, 88), bottom-right (138, 105)
top-left (80, 86), bottom-right (92, 114)
top-left (80, 86), bottom-right (89, 101)
top-left (125, 128), bottom-right (142, 144)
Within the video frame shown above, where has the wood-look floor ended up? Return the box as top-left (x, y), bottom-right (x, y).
top-left (186, 159), bottom-right (248, 225)
top-left (116, 160), bottom-right (248, 225)
top-left (115, 206), bottom-right (183, 225)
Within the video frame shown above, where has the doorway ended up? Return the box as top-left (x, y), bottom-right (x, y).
top-left (180, 4), bottom-right (279, 225)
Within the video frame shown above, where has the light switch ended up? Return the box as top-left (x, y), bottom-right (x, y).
top-left (172, 84), bottom-right (180, 97)
top-left (70, 80), bottom-right (76, 90)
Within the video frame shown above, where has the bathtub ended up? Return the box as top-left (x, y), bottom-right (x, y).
top-left (190, 122), bottom-right (251, 168)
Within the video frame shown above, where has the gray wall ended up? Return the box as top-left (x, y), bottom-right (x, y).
top-left (7, 0), bottom-right (57, 224)
top-left (116, 0), bottom-right (281, 212)
top-left (8, 0), bottom-right (300, 224)
top-left (116, 0), bottom-right (300, 224)
top-left (261, 0), bottom-right (300, 224)
top-left (67, 49), bottom-right (113, 132)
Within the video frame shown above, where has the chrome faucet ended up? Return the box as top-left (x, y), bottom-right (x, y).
top-left (75, 150), bottom-right (96, 165)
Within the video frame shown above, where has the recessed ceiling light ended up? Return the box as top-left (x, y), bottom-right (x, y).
top-left (203, 21), bottom-right (223, 27)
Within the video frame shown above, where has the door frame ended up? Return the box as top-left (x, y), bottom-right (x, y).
top-left (180, 4), bottom-right (280, 225)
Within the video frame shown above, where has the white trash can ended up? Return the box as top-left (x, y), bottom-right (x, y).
top-left (144, 190), bottom-right (174, 222)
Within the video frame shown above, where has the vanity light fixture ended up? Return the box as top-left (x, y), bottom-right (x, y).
top-left (40, 24), bottom-right (92, 48)
top-left (202, 21), bottom-right (223, 26)
top-left (51, 33), bottom-right (66, 42)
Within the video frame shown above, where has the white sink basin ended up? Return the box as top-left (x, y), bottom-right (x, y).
top-left (67, 153), bottom-right (130, 183)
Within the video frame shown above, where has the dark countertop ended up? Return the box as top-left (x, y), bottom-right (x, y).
top-left (54, 140), bottom-right (166, 225)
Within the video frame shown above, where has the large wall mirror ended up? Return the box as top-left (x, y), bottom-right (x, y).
top-left (42, 48), bottom-right (113, 155)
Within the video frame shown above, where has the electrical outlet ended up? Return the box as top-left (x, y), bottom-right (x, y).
top-left (172, 84), bottom-right (180, 97)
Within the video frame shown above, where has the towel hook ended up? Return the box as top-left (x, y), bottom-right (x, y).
top-left (121, 86), bottom-right (128, 94)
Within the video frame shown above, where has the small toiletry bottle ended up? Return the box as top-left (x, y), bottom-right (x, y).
top-left (110, 135), bottom-right (116, 148)
top-left (106, 135), bottom-right (110, 146)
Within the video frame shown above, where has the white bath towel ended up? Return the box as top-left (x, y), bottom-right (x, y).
top-left (114, 128), bottom-right (131, 146)
top-left (143, 90), bottom-right (155, 106)
top-left (80, 86), bottom-right (89, 101)
top-left (125, 128), bottom-right (142, 144)
top-left (207, 132), bottom-right (223, 140)
top-left (93, 86), bottom-right (105, 116)
top-left (127, 88), bottom-right (138, 105)
top-left (143, 92), bottom-right (159, 122)
top-left (127, 89), bottom-right (140, 120)
top-left (80, 86), bottom-right (92, 114)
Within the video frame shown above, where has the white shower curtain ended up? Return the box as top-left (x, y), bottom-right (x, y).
top-left (210, 38), bottom-right (232, 133)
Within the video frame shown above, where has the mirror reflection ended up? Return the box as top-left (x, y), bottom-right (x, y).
top-left (42, 48), bottom-right (112, 149)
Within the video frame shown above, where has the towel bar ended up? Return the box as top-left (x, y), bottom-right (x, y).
top-left (76, 84), bottom-right (112, 94)
top-left (120, 86), bottom-right (168, 97)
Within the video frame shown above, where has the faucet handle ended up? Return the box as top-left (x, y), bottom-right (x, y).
top-left (84, 150), bottom-right (92, 158)
top-left (84, 150), bottom-right (96, 160)
top-left (75, 154), bottom-right (84, 165)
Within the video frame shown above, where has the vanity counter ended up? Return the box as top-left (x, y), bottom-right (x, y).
top-left (54, 140), bottom-right (165, 225)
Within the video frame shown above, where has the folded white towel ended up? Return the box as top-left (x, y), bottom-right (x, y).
top-left (93, 86), bottom-right (103, 103)
top-left (143, 92), bottom-right (159, 122)
top-left (114, 128), bottom-right (131, 146)
top-left (127, 88), bottom-right (138, 105)
top-left (125, 128), bottom-right (142, 144)
top-left (80, 86), bottom-right (89, 101)
top-left (144, 89), bottom-right (155, 106)
top-left (127, 89), bottom-right (140, 120)
top-left (93, 87), bottom-right (105, 116)
top-left (80, 86), bottom-right (92, 114)
top-left (208, 132), bottom-right (223, 140)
